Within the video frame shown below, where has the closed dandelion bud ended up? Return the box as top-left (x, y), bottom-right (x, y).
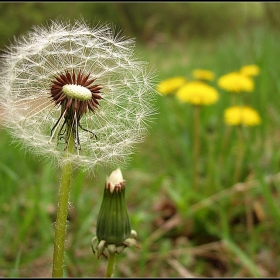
top-left (97, 168), bottom-right (131, 244)
top-left (92, 168), bottom-right (139, 258)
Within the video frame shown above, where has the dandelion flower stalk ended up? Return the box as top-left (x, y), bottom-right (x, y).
top-left (234, 125), bottom-right (254, 243)
top-left (176, 81), bottom-right (219, 191)
top-left (193, 105), bottom-right (200, 191)
top-left (52, 130), bottom-right (74, 277)
top-left (106, 252), bottom-right (116, 278)
top-left (218, 125), bottom-right (232, 167)
top-left (233, 125), bottom-right (245, 183)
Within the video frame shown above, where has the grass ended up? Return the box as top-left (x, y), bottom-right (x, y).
top-left (1, 23), bottom-right (280, 277)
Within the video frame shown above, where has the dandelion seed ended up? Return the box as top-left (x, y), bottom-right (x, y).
top-left (0, 19), bottom-right (157, 172)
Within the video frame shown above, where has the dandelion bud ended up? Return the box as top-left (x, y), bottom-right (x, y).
top-left (91, 168), bottom-right (139, 258)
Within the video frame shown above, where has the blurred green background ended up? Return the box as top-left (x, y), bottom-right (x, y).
top-left (1, 2), bottom-right (280, 278)
top-left (0, 2), bottom-right (277, 49)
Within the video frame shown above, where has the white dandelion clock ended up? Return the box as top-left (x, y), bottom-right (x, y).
top-left (0, 19), bottom-right (157, 172)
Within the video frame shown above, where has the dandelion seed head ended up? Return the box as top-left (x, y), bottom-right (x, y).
top-left (0, 19), bottom-right (157, 172)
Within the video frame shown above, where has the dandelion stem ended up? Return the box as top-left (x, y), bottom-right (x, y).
top-left (231, 93), bottom-right (237, 106)
top-left (193, 105), bottom-right (200, 191)
top-left (218, 125), bottom-right (232, 166)
top-left (106, 252), bottom-right (116, 278)
top-left (52, 130), bottom-right (74, 278)
top-left (233, 125), bottom-right (245, 184)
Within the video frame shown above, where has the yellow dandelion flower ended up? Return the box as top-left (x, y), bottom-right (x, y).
top-left (218, 72), bottom-right (254, 93)
top-left (240, 64), bottom-right (260, 77)
top-left (224, 106), bottom-right (261, 126)
top-left (176, 81), bottom-right (219, 105)
top-left (192, 69), bottom-right (215, 81)
top-left (156, 76), bottom-right (187, 95)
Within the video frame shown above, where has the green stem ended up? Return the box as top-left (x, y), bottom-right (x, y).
top-left (106, 252), bottom-right (116, 278)
top-left (233, 125), bottom-right (244, 184)
top-left (218, 125), bottom-right (232, 167)
top-left (193, 105), bottom-right (200, 191)
top-left (231, 93), bottom-right (237, 106)
top-left (52, 132), bottom-right (74, 278)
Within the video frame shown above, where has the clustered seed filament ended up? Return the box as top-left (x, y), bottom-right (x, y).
top-left (49, 69), bottom-right (102, 152)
